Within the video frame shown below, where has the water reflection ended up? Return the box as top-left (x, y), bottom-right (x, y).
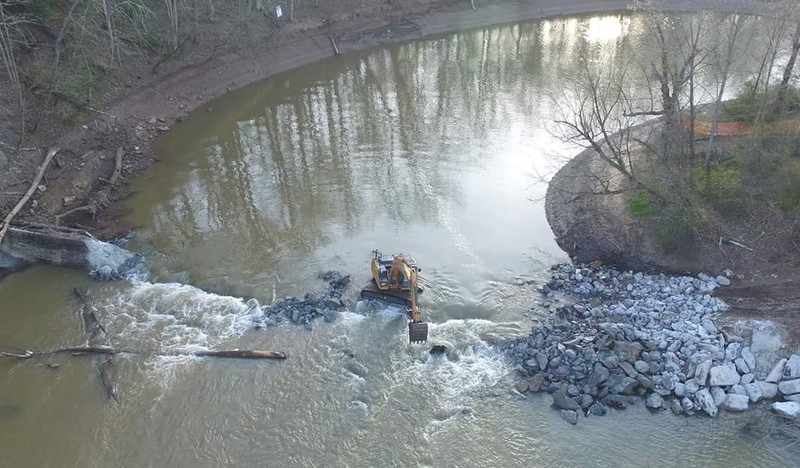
top-left (129, 12), bottom-right (774, 299)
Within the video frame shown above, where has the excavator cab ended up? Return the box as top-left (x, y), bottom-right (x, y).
top-left (361, 250), bottom-right (428, 343)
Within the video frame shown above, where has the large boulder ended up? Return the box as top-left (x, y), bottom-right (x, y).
top-left (646, 393), bottom-right (664, 410)
top-left (694, 360), bottom-right (712, 386)
top-left (709, 364), bottom-right (740, 387)
top-left (552, 390), bottom-right (580, 411)
top-left (778, 378), bottom-right (800, 396)
top-left (741, 347), bottom-right (756, 373)
top-left (560, 409), bottom-right (578, 425)
top-left (785, 355), bottom-right (800, 379)
top-left (695, 389), bottom-right (718, 417)
top-left (744, 383), bottom-right (763, 402)
top-left (720, 394), bottom-right (749, 412)
top-left (756, 381), bottom-right (779, 399)
top-left (771, 401), bottom-right (800, 420)
top-left (614, 341), bottom-right (643, 364)
top-left (765, 358), bottom-right (787, 383)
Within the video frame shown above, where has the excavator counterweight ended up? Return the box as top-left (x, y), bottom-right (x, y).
top-left (360, 250), bottom-right (428, 343)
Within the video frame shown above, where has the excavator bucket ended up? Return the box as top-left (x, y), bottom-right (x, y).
top-left (408, 322), bottom-right (428, 343)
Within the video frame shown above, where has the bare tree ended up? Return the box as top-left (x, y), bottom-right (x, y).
top-left (776, 20), bottom-right (800, 110)
top-left (704, 14), bottom-right (746, 172)
top-left (551, 45), bottom-right (655, 194)
top-left (165, 0), bottom-right (179, 50)
top-left (0, 0), bottom-right (31, 144)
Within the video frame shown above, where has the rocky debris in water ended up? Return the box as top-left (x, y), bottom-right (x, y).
top-left (86, 239), bottom-right (145, 280)
top-left (771, 401), bottom-right (800, 420)
top-left (560, 409), bottom-right (578, 425)
top-left (251, 271), bottom-right (350, 329)
top-left (500, 263), bottom-right (797, 425)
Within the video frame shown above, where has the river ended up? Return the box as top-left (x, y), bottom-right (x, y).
top-left (1, 13), bottom-right (798, 467)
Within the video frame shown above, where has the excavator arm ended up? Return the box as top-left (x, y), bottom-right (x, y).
top-left (366, 252), bottom-right (428, 342)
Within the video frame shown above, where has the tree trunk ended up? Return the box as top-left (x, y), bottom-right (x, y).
top-left (776, 21), bottom-right (800, 111)
top-left (705, 16), bottom-right (742, 172)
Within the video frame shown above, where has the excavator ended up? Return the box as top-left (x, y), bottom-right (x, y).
top-left (360, 250), bottom-right (428, 343)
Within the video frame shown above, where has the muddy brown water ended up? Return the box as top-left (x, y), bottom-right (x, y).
top-left (2, 14), bottom-right (799, 467)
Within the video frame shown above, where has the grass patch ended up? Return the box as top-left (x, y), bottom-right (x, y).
top-left (691, 163), bottom-right (741, 209)
top-left (627, 189), bottom-right (656, 219)
top-left (721, 84), bottom-right (800, 122)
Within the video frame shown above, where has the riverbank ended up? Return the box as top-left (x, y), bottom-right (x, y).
top-left (502, 263), bottom-right (800, 424)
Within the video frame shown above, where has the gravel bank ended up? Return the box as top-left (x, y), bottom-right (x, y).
top-left (501, 264), bottom-right (800, 423)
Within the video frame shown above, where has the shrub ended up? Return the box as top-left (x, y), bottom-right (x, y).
top-left (627, 189), bottom-right (656, 219)
top-left (691, 163), bottom-right (741, 209)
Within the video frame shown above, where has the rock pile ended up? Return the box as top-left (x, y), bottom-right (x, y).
top-left (250, 271), bottom-right (350, 330)
top-left (502, 263), bottom-right (799, 424)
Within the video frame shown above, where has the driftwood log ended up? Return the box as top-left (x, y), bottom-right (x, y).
top-left (57, 146), bottom-right (123, 223)
top-left (0, 147), bottom-right (60, 245)
top-left (0, 346), bottom-right (288, 360)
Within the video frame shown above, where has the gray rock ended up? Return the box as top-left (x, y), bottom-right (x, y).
top-left (701, 318), bottom-right (718, 335)
top-left (634, 360), bottom-right (650, 374)
top-left (611, 376), bottom-right (638, 395)
top-left (560, 409), bottom-right (578, 425)
top-left (661, 373), bottom-right (675, 391)
top-left (734, 357), bottom-right (750, 375)
top-left (716, 276), bottom-right (731, 286)
top-left (588, 363), bottom-right (610, 386)
top-left (725, 343), bottom-right (741, 362)
top-left (598, 351), bottom-right (619, 369)
top-left (537, 352), bottom-right (549, 371)
top-left (785, 394), bottom-right (800, 402)
top-left (578, 394), bottom-right (594, 409)
top-left (674, 382), bottom-right (686, 397)
top-left (0, 149), bottom-right (7, 170)
top-left (744, 383), bottom-right (762, 402)
top-left (766, 358), bottom-right (787, 383)
top-left (756, 381), bottom-right (779, 399)
top-left (669, 398), bottom-right (683, 415)
top-left (614, 341), bottom-right (643, 364)
top-left (740, 373), bottom-right (754, 385)
top-left (567, 384), bottom-right (580, 397)
top-left (741, 347), bottom-right (756, 373)
top-left (695, 360), bottom-right (712, 385)
top-left (552, 390), bottom-right (580, 411)
top-left (720, 394), bottom-right (749, 412)
top-left (589, 402), bottom-right (607, 416)
top-left (619, 361), bottom-right (638, 378)
top-left (785, 355), bottom-right (800, 379)
top-left (709, 364), bottom-right (740, 387)
top-left (695, 388), bottom-right (718, 416)
top-left (710, 387), bottom-right (726, 406)
top-left (684, 379), bottom-right (700, 395)
top-left (681, 397), bottom-right (695, 412)
top-left (778, 378), bottom-right (800, 395)
top-left (729, 384), bottom-right (746, 395)
top-left (771, 401), bottom-right (800, 420)
top-left (530, 373), bottom-right (546, 392)
top-left (646, 393), bottom-right (664, 409)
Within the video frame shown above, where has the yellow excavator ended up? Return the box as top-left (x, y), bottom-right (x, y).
top-left (360, 250), bottom-right (428, 343)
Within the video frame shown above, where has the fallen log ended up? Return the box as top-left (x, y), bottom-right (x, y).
top-left (0, 147), bottom-right (60, 245)
top-left (74, 287), bottom-right (107, 341)
top-left (0, 346), bottom-right (288, 360)
top-left (99, 357), bottom-right (118, 402)
top-left (195, 350), bottom-right (288, 360)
